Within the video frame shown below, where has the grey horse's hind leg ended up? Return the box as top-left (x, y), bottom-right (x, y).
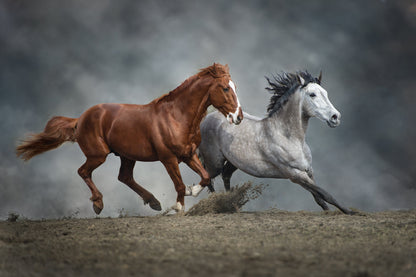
top-left (222, 161), bottom-right (237, 191)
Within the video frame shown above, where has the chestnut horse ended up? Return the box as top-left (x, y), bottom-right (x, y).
top-left (16, 63), bottom-right (243, 214)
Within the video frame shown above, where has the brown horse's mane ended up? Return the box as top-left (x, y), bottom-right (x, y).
top-left (155, 63), bottom-right (230, 104)
top-left (197, 63), bottom-right (230, 78)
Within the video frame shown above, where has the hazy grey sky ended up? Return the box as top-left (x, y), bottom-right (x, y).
top-left (1, 0), bottom-right (415, 219)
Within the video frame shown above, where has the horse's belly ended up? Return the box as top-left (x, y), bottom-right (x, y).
top-left (232, 158), bottom-right (287, 179)
top-left (111, 142), bottom-right (159, 161)
top-left (105, 108), bottom-right (160, 161)
top-left (107, 129), bottom-right (158, 161)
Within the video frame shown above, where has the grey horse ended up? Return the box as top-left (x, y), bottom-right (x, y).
top-left (197, 71), bottom-right (353, 214)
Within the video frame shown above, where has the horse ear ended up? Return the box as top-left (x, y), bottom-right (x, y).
top-left (225, 64), bottom-right (229, 71)
top-left (297, 74), bottom-right (305, 86)
top-left (318, 70), bottom-right (322, 83)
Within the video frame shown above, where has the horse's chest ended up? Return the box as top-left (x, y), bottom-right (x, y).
top-left (168, 129), bottom-right (201, 159)
top-left (281, 148), bottom-right (311, 173)
top-left (265, 142), bottom-right (311, 175)
top-left (181, 139), bottom-right (199, 159)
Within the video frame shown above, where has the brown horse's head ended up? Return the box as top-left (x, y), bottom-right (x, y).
top-left (199, 63), bottom-right (243, 125)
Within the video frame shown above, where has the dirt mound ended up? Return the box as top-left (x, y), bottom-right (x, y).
top-left (186, 182), bottom-right (267, 216)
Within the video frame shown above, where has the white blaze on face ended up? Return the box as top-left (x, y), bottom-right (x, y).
top-left (227, 80), bottom-right (241, 124)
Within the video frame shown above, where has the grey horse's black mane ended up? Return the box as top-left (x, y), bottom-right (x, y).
top-left (266, 71), bottom-right (321, 117)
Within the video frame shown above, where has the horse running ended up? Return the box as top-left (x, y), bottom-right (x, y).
top-left (199, 71), bottom-right (353, 214)
top-left (16, 63), bottom-right (243, 214)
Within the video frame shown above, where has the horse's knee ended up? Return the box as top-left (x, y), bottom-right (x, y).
top-left (78, 166), bottom-right (89, 179)
top-left (290, 170), bottom-right (314, 186)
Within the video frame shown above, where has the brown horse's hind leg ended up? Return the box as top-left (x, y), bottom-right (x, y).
top-left (78, 156), bottom-right (107, 215)
top-left (118, 157), bottom-right (161, 211)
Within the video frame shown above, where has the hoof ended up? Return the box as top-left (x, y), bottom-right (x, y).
top-left (175, 210), bottom-right (185, 216)
top-left (346, 209), bottom-right (358, 215)
top-left (173, 202), bottom-right (185, 214)
top-left (161, 203), bottom-right (183, 216)
top-left (93, 200), bottom-right (103, 215)
top-left (145, 197), bottom-right (162, 211)
top-left (90, 195), bottom-right (103, 215)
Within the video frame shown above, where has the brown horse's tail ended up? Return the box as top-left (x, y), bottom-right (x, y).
top-left (16, 116), bottom-right (78, 161)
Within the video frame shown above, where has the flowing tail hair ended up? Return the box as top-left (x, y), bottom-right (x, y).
top-left (16, 116), bottom-right (78, 161)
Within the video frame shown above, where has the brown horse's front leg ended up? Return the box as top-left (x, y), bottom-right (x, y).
top-left (161, 158), bottom-right (187, 213)
top-left (118, 156), bottom-right (161, 211)
top-left (184, 153), bottom-right (211, 197)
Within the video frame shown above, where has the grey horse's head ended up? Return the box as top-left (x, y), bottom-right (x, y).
top-left (297, 73), bottom-right (341, 128)
top-left (266, 71), bottom-right (341, 128)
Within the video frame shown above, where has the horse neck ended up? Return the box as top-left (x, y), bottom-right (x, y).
top-left (264, 91), bottom-right (309, 142)
top-left (161, 76), bottom-right (211, 131)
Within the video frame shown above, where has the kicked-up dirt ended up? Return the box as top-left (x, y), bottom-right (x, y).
top-left (1, 209), bottom-right (416, 277)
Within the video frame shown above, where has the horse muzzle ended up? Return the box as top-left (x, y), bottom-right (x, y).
top-left (327, 112), bottom-right (341, 128)
top-left (227, 107), bottom-right (243, 125)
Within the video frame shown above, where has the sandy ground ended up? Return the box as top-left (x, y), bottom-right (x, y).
top-left (1, 210), bottom-right (416, 277)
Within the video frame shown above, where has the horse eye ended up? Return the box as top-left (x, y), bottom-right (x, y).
top-left (223, 87), bottom-right (229, 92)
top-left (310, 93), bottom-right (316, 98)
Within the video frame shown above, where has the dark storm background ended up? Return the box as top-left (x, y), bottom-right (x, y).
top-left (1, 0), bottom-right (415, 219)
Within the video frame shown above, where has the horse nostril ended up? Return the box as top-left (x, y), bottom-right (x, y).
top-left (237, 115), bottom-right (242, 122)
top-left (331, 114), bottom-right (338, 121)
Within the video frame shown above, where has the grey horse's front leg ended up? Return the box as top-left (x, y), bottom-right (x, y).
top-left (307, 173), bottom-right (329, 210)
top-left (290, 171), bottom-right (354, 215)
top-left (206, 180), bottom-right (215, 193)
top-left (309, 184), bottom-right (353, 214)
top-left (312, 193), bottom-right (329, 210)
top-left (222, 161), bottom-right (237, 191)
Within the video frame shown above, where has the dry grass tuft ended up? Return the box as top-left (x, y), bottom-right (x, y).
top-left (7, 212), bottom-right (19, 222)
top-left (186, 182), bottom-right (267, 216)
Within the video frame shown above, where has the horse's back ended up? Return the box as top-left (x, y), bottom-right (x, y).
top-left (242, 112), bottom-right (263, 121)
top-left (75, 103), bottom-right (159, 160)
